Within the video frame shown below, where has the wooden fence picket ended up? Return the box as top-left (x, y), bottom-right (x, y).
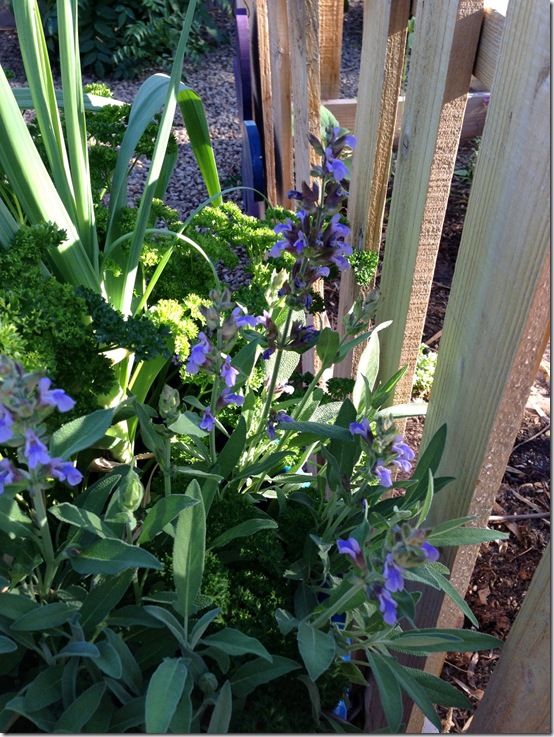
top-left (319, 0), bottom-right (344, 99)
top-left (404, 0), bottom-right (550, 728)
top-left (373, 0), bottom-right (484, 404)
top-left (334, 0), bottom-right (410, 378)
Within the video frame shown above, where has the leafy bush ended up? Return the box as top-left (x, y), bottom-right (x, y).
top-left (0, 128), bottom-right (505, 734)
top-left (37, 0), bottom-right (232, 78)
top-left (412, 344), bottom-right (438, 400)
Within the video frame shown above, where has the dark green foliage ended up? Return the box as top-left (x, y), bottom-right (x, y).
top-left (348, 248), bottom-right (379, 287)
top-left (75, 287), bottom-right (172, 361)
top-left (0, 223), bottom-right (115, 417)
top-left (326, 377), bottom-right (356, 401)
top-left (38, 0), bottom-right (232, 79)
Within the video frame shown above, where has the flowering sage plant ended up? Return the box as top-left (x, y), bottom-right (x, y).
top-left (0, 127), bottom-right (503, 734)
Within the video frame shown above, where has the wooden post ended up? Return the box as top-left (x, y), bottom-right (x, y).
top-left (374, 0), bottom-right (484, 403)
top-left (334, 0), bottom-right (410, 378)
top-left (468, 543), bottom-right (551, 734)
top-left (254, 0), bottom-right (277, 205)
top-left (266, 0), bottom-right (293, 206)
top-left (286, 0), bottom-right (321, 187)
top-left (286, 0), bottom-right (323, 375)
top-left (319, 0), bottom-right (344, 99)
top-left (404, 0), bottom-right (550, 729)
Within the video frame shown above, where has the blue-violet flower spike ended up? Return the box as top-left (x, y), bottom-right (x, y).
top-left (376, 586), bottom-right (398, 626)
top-left (383, 553), bottom-right (405, 592)
top-left (24, 429), bottom-right (51, 469)
top-left (38, 377), bottom-right (76, 413)
top-left (199, 407), bottom-right (216, 432)
top-left (349, 417), bottom-right (372, 442)
top-left (421, 540), bottom-right (440, 562)
top-left (50, 459), bottom-right (83, 486)
top-left (374, 462), bottom-right (393, 488)
top-left (220, 355), bottom-right (239, 388)
top-left (0, 459), bottom-right (15, 494)
top-left (0, 406), bottom-right (14, 444)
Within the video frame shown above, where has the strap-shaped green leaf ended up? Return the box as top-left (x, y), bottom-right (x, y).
top-left (145, 658), bottom-right (188, 734)
top-left (173, 479), bottom-right (206, 626)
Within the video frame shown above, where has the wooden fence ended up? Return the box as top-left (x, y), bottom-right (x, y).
top-left (234, 0), bottom-right (550, 731)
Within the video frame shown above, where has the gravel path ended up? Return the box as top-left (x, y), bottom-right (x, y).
top-left (0, 2), bottom-right (363, 219)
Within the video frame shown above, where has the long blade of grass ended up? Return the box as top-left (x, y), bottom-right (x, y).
top-left (12, 0), bottom-right (76, 219)
top-left (13, 87), bottom-right (126, 112)
top-left (57, 0), bottom-right (98, 268)
top-left (177, 87), bottom-right (221, 205)
top-left (0, 66), bottom-right (98, 289)
top-left (0, 196), bottom-right (19, 248)
top-left (105, 74), bottom-right (220, 249)
top-left (115, 0), bottom-right (199, 316)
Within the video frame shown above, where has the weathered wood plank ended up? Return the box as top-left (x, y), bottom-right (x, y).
top-left (254, 0), bottom-right (277, 205)
top-left (319, 0), bottom-right (344, 99)
top-left (405, 0), bottom-right (550, 729)
top-left (286, 0), bottom-right (321, 188)
top-left (468, 543), bottom-right (551, 734)
top-left (473, 1), bottom-right (506, 88)
top-left (374, 0), bottom-right (483, 404)
top-left (286, 0), bottom-right (322, 374)
top-left (323, 92), bottom-right (490, 145)
top-left (266, 0), bottom-right (293, 206)
top-left (334, 0), bottom-right (410, 379)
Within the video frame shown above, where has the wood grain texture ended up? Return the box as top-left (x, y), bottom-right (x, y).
top-left (323, 92), bottom-right (490, 147)
top-left (374, 0), bottom-right (484, 404)
top-left (404, 0), bottom-right (550, 729)
top-left (266, 0), bottom-right (293, 206)
top-left (285, 0), bottom-right (323, 375)
top-left (334, 0), bottom-right (410, 379)
top-left (286, 0), bottom-right (321, 188)
top-left (473, 2), bottom-right (506, 88)
top-left (319, 0), bottom-right (344, 99)
top-left (468, 543), bottom-right (551, 734)
top-left (254, 0), bottom-right (276, 204)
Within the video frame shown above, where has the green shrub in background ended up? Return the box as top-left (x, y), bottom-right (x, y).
top-left (37, 0), bottom-right (232, 78)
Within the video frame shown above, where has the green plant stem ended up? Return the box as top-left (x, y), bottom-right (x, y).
top-left (163, 443), bottom-right (172, 497)
top-left (254, 308), bottom-right (293, 441)
top-left (31, 486), bottom-right (56, 597)
top-left (311, 581), bottom-right (364, 629)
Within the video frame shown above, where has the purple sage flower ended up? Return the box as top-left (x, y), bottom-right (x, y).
top-left (0, 459), bottom-right (15, 494)
top-left (24, 429), bottom-right (51, 469)
top-left (37, 378), bottom-right (75, 413)
top-left (375, 585), bottom-right (398, 626)
top-left (374, 461), bottom-right (393, 488)
top-left (199, 407), bottom-right (216, 432)
top-left (267, 410), bottom-right (293, 440)
top-left (232, 307), bottom-right (261, 329)
top-left (262, 348), bottom-right (275, 361)
top-left (392, 436), bottom-right (415, 473)
top-left (0, 406), bottom-right (14, 444)
top-left (349, 417), bottom-right (372, 442)
top-left (421, 540), bottom-right (440, 562)
top-left (383, 553), bottom-right (405, 592)
top-left (220, 355), bottom-right (239, 388)
top-left (336, 536), bottom-right (362, 563)
top-left (186, 332), bottom-right (212, 375)
top-left (50, 459), bottom-right (83, 486)
top-left (217, 387), bottom-right (244, 409)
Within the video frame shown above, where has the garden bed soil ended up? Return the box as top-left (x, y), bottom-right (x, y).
top-left (1, 6), bottom-right (550, 732)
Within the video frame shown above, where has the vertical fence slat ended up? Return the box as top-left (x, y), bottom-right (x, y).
top-left (335, 0), bottom-right (410, 378)
top-left (266, 0), bottom-right (293, 206)
top-left (286, 0), bottom-right (323, 375)
top-left (468, 543), bottom-right (551, 734)
top-left (374, 0), bottom-right (484, 403)
top-left (404, 0), bottom-right (550, 728)
top-left (254, 0), bottom-right (277, 205)
top-left (319, 0), bottom-right (344, 99)
top-left (286, 0), bottom-right (321, 188)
